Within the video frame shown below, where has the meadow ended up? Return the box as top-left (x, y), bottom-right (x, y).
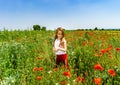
top-left (0, 29), bottom-right (120, 85)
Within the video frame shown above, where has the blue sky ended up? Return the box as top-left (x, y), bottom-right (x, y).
top-left (0, 0), bottom-right (120, 30)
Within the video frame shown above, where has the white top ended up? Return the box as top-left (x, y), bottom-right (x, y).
top-left (54, 39), bottom-right (66, 55)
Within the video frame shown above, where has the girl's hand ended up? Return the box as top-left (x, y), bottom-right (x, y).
top-left (53, 47), bottom-right (58, 52)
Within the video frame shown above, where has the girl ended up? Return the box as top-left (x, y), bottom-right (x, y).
top-left (53, 27), bottom-right (70, 71)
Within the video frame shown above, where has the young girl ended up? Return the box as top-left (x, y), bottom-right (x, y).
top-left (53, 27), bottom-right (70, 71)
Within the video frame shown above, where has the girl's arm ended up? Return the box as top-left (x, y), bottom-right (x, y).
top-left (53, 47), bottom-right (58, 52)
top-left (52, 41), bottom-right (59, 52)
top-left (58, 47), bottom-right (66, 52)
top-left (58, 39), bottom-right (67, 52)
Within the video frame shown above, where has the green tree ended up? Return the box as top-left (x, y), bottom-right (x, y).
top-left (94, 27), bottom-right (98, 30)
top-left (33, 25), bottom-right (41, 30)
top-left (101, 28), bottom-right (104, 30)
top-left (41, 26), bottom-right (46, 31)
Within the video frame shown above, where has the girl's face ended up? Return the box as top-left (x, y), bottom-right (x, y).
top-left (57, 30), bottom-right (63, 39)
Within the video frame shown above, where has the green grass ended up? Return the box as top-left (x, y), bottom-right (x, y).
top-left (0, 30), bottom-right (120, 85)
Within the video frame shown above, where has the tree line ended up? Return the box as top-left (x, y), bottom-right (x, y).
top-left (33, 25), bottom-right (46, 31)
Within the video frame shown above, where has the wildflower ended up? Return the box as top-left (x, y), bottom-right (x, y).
top-left (61, 80), bottom-right (67, 85)
top-left (36, 57), bottom-right (44, 60)
top-left (108, 55), bottom-right (112, 58)
top-left (48, 70), bottom-right (52, 74)
top-left (116, 47), bottom-right (120, 51)
top-left (76, 76), bottom-right (85, 83)
top-left (33, 67), bottom-right (44, 71)
top-left (36, 76), bottom-right (42, 80)
top-left (67, 83), bottom-right (70, 85)
top-left (100, 49), bottom-right (108, 54)
top-left (55, 83), bottom-right (59, 85)
top-left (94, 53), bottom-right (101, 57)
top-left (38, 67), bottom-right (44, 71)
top-left (33, 67), bottom-right (38, 71)
top-left (94, 63), bottom-right (104, 71)
top-left (108, 45), bottom-right (113, 51)
top-left (63, 71), bottom-right (71, 77)
top-left (100, 46), bottom-right (113, 54)
top-left (94, 78), bottom-right (102, 85)
top-left (82, 41), bottom-right (87, 46)
top-left (108, 69), bottom-right (116, 76)
top-left (53, 68), bottom-right (58, 72)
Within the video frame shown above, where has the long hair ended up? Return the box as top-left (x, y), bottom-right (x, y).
top-left (53, 27), bottom-right (65, 46)
top-left (53, 27), bottom-right (64, 46)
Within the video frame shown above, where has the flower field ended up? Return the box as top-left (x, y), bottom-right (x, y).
top-left (0, 30), bottom-right (120, 85)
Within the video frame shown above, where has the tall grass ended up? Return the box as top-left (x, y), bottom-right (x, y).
top-left (0, 30), bottom-right (120, 85)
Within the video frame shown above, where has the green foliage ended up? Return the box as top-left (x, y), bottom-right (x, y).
top-left (33, 25), bottom-right (47, 31)
top-left (0, 30), bottom-right (120, 84)
top-left (33, 25), bottom-right (41, 30)
top-left (41, 26), bottom-right (46, 31)
top-left (94, 27), bottom-right (98, 30)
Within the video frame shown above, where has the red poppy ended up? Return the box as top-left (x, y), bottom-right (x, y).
top-left (100, 49), bottom-right (108, 54)
top-left (82, 41), bottom-right (87, 46)
top-left (94, 63), bottom-right (104, 71)
top-left (36, 76), bottom-right (42, 80)
top-left (94, 78), bottom-right (102, 85)
top-left (33, 67), bottom-right (43, 71)
top-left (63, 71), bottom-right (71, 77)
top-left (61, 80), bottom-right (67, 85)
top-left (38, 67), bottom-right (44, 71)
top-left (108, 69), bottom-right (116, 76)
top-left (76, 76), bottom-right (85, 83)
top-left (116, 47), bottom-right (120, 51)
top-left (53, 68), bottom-right (58, 72)
top-left (33, 67), bottom-right (38, 71)
top-left (100, 46), bottom-right (113, 54)
top-left (107, 45), bottom-right (113, 51)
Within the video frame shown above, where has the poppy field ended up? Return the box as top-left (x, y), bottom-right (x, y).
top-left (0, 30), bottom-right (120, 85)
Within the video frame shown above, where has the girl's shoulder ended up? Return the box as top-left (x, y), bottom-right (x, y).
top-left (54, 39), bottom-right (60, 42)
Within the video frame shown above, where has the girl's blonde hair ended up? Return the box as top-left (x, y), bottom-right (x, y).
top-left (54, 27), bottom-right (64, 41)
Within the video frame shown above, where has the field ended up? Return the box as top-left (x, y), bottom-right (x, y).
top-left (0, 30), bottom-right (120, 85)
